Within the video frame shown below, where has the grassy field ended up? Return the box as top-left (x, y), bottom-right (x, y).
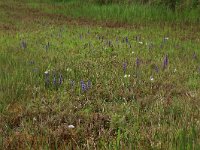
top-left (28, 0), bottom-right (200, 23)
top-left (0, 0), bottom-right (200, 149)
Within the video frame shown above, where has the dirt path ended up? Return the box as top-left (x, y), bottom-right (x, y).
top-left (0, 0), bottom-right (138, 32)
top-left (0, 0), bottom-right (200, 42)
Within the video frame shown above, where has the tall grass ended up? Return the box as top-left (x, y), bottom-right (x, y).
top-left (28, 0), bottom-right (200, 23)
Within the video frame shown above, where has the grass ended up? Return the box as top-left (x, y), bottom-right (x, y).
top-left (0, 0), bottom-right (200, 149)
top-left (28, 0), bottom-right (200, 23)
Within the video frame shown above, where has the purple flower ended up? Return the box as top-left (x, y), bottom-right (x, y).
top-left (163, 55), bottom-right (169, 69)
top-left (44, 72), bottom-right (50, 87)
top-left (59, 74), bottom-right (63, 85)
top-left (80, 81), bottom-right (87, 92)
top-left (53, 74), bottom-right (57, 86)
top-left (87, 80), bottom-right (92, 89)
top-left (125, 37), bottom-right (129, 43)
top-left (154, 65), bottom-right (159, 73)
top-left (45, 42), bottom-right (50, 51)
top-left (136, 58), bottom-right (140, 68)
top-left (123, 62), bottom-right (127, 74)
top-left (21, 40), bottom-right (27, 49)
top-left (108, 40), bottom-right (112, 47)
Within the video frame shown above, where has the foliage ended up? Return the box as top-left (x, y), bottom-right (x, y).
top-left (0, 0), bottom-right (200, 149)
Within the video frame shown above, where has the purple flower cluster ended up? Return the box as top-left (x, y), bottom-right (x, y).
top-left (44, 71), bottom-right (64, 89)
top-left (80, 80), bottom-right (92, 92)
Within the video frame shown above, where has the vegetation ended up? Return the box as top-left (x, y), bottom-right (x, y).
top-left (0, 0), bottom-right (200, 149)
top-left (29, 0), bottom-right (200, 23)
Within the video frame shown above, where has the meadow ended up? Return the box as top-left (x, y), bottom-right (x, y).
top-left (0, 0), bottom-right (200, 149)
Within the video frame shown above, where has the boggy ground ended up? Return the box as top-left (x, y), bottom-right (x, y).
top-left (0, 0), bottom-right (200, 149)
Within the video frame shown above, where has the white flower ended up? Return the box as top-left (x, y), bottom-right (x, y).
top-left (132, 51), bottom-right (134, 54)
top-left (164, 37), bottom-right (169, 40)
top-left (124, 74), bottom-right (130, 78)
top-left (174, 68), bottom-right (177, 72)
top-left (44, 70), bottom-right (50, 74)
top-left (138, 41), bottom-right (143, 44)
top-left (68, 125), bottom-right (75, 129)
top-left (33, 117), bottom-right (37, 122)
top-left (67, 68), bottom-right (72, 72)
top-left (150, 76), bottom-right (154, 81)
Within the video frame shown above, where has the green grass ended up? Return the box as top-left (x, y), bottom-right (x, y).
top-left (1, 0), bottom-right (200, 149)
top-left (1, 23), bottom-right (200, 149)
top-left (27, 0), bottom-right (200, 23)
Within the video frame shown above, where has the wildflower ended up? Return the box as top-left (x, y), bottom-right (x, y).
top-left (67, 68), bottom-right (72, 72)
top-left (87, 80), bottom-right (92, 89)
top-left (68, 125), bottom-right (75, 129)
top-left (53, 74), bottom-right (57, 86)
top-left (136, 58), bottom-right (140, 68)
top-left (21, 40), bottom-right (27, 49)
top-left (124, 74), bottom-right (130, 78)
top-left (108, 40), bottom-right (112, 47)
top-left (150, 76), bottom-right (154, 81)
top-left (45, 42), bottom-right (50, 51)
top-left (44, 70), bottom-right (50, 75)
top-left (163, 54), bottom-right (169, 69)
top-left (59, 74), bottom-right (63, 85)
top-left (163, 37), bottom-right (169, 43)
top-left (123, 62), bottom-right (127, 74)
top-left (155, 65), bottom-right (159, 73)
top-left (80, 80), bottom-right (87, 92)
top-left (125, 37), bottom-right (129, 43)
top-left (33, 117), bottom-right (37, 122)
top-left (138, 41), bottom-right (143, 45)
top-left (174, 68), bottom-right (177, 72)
top-left (44, 71), bottom-right (50, 87)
